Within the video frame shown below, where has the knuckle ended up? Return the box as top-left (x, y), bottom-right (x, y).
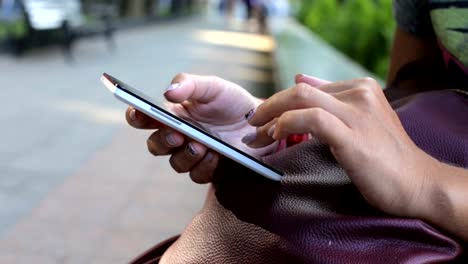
top-left (363, 77), bottom-right (379, 86)
top-left (309, 108), bottom-right (327, 125)
top-left (292, 83), bottom-right (312, 101)
top-left (354, 85), bottom-right (374, 102)
top-left (357, 77), bottom-right (379, 92)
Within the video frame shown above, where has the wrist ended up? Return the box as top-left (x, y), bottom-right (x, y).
top-left (403, 150), bottom-right (443, 221)
top-left (411, 154), bottom-right (454, 228)
top-left (407, 152), bottom-right (468, 242)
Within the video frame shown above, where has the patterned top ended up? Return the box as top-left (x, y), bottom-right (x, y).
top-left (394, 0), bottom-right (468, 74)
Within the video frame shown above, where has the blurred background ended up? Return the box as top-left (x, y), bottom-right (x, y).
top-left (0, 0), bottom-right (395, 263)
top-left (296, 0), bottom-right (395, 78)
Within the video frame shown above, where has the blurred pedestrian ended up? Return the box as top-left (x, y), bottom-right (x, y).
top-left (251, 0), bottom-right (267, 32)
top-left (242, 0), bottom-right (253, 19)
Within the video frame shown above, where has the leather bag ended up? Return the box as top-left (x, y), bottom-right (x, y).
top-left (131, 90), bottom-right (468, 264)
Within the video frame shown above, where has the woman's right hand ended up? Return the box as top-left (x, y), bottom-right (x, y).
top-left (247, 75), bottom-right (435, 219)
top-left (126, 74), bottom-right (275, 183)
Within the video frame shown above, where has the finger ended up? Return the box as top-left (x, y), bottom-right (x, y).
top-left (169, 141), bottom-right (208, 173)
top-left (147, 127), bottom-right (185, 156)
top-left (249, 83), bottom-right (346, 127)
top-left (242, 118), bottom-right (277, 148)
top-left (322, 78), bottom-right (385, 109)
top-left (189, 151), bottom-right (220, 184)
top-left (126, 107), bottom-right (164, 129)
top-left (164, 73), bottom-right (225, 104)
top-left (317, 78), bottom-right (379, 94)
top-left (295, 74), bottom-right (331, 87)
top-left (272, 108), bottom-right (351, 148)
top-left (296, 75), bottom-right (378, 95)
top-left (295, 74), bottom-right (355, 95)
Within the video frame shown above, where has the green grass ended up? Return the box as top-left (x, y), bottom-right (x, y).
top-left (296, 0), bottom-right (396, 79)
top-left (0, 21), bottom-right (27, 40)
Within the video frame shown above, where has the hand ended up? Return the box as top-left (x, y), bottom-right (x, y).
top-left (126, 73), bottom-right (277, 183)
top-left (247, 74), bottom-right (435, 218)
top-left (240, 74), bottom-right (330, 148)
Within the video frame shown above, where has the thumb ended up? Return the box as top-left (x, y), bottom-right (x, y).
top-left (164, 74), bottom-right (223, 104)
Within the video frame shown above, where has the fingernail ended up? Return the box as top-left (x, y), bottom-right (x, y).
top-left (295, 73), bottom-right (305, 79)
top-left (129, 108), bottom-right (137, 121)
top-left (166, 134), bottom-right (177, 146)
top-left (165, 83), bottom-right (180, 92)
top-left (186, 143), bottom-right (197, 157)
top-left (267, 125), bottom-right (276, 137)
top-left (205, 151), bottom-right (214, 162)
top-left (244, 108), bottom-right (256, 121)
top-left (298, 74), bottom-right (330, 85)
top-left (241, 132), bottom-right (256, 145)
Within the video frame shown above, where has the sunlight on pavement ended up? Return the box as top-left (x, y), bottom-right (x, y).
top-left (188, 46), bottom-right (272, 68)
top-left (194, 29), bottom-right (275, 52)
top-left (190, 62), bottom-right (272, 84)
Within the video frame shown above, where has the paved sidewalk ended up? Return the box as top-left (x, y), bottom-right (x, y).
top-left (0, 15), bottom-right (275, 263)
top-left (0, 127), bottom-right (207, 263)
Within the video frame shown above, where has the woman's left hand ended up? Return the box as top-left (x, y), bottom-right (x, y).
top-left (246, 74), bottom-right (437, 219)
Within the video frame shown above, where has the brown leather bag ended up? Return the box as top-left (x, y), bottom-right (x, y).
top-left (131, 90), bottom-right (467, 264)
